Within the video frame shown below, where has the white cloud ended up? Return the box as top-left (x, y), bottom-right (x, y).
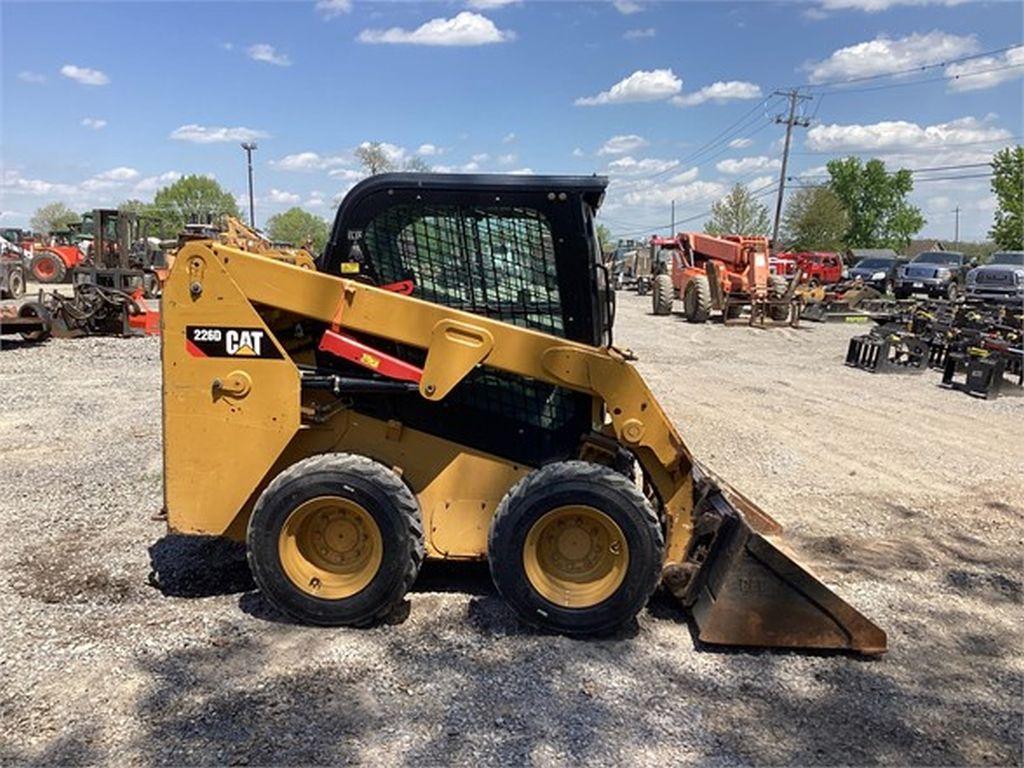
top-left (729, 138), bottom-right (753, 149)
top-left (806, 31), bottom-right (978, 84)
top-left (497, 153), bottom-right (517, 165)
top-left (316, 0), bottom-right (352, 18)
top-left (467, 0), bottom-right (518, 7)
top-left (96, 167), bottom-right (139, 181)
top-left (247, 43), bottom-right (291, 66)
top-left (716, 156), bottom-right (781, 174)
top-left (575, 68), bottom-right (681, 106)
top-left (1, 169), bottom-right (77, 197)
top-left (305, 195), bottom-right (327, 209)
top-left (134, 171), bottom-right (182, 193)
top-left (607, 156), bottom-right (680, 176)
top-left (272, 152), bottom-right (349, 171)
top-left (624, 28), bottom-right (656, 40)
top-left (358, 12), bottom-right (513, 46)
top-left (508, 167), bottom-right (534, 175)
top-left (806, 116), bottom-right (1011, 152)
top-left (572, 147), bottom-right (585, 157)
top-left (598, 134), bottom-right (649, 155)
top-left (220, 42), bottom-right (234, 51)
top-left (60, 64), bottom-right (109, 86)
top-left (613, 0), bottom-right (643, 15)
top-left (503, 132), bottom-right (517, 143)
top-left (417, 143), bottom-right (443, 156)
top-left (471, 152), bottom-right (491, 163)
top-left (818, 0), bottom-right (965, 11)
top-left (328, 168), bottom-right (367, 182)
top-left (267, 189), bottom-right (301, 205)
top-left (170, 124), bottom-right (269, 143)
top-left (620, 177), bottom-right (724, 209)
top-left (18, 71), bottom-right (46, 84)
top-left (671, 81), bottom-right (762, 107)
top-left (946, 46), bottom-right (1024, 92)
top-left (746, 175), bottom-right (776, 192)
top-left (81, 117), bottom-right (107, 130)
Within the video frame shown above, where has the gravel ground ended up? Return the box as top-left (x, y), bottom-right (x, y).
top-left (1, 290), bottom-right (1022, 766)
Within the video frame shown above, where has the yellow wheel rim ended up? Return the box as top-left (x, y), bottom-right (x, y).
top-left (278, 496), bottom-right (383, 599)
top-left (522, 505), bottom-right (629, 608)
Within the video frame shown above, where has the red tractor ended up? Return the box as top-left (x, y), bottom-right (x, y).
top-left (651, 232), bottom-right (795, 324)
top-left (30, 229), bottom-right (86, 283)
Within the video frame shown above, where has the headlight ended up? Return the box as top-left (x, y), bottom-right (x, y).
top-left (871, 271), bottom-right (886, 280)
top-left (936, 268), bottom-right (951, 279)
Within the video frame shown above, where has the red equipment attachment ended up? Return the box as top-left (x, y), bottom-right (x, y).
top-left (318, 329), bottom-right (424, 383)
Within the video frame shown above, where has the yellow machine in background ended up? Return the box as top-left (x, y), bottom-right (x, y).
top-left (161, 173), bottom-right (885, 652)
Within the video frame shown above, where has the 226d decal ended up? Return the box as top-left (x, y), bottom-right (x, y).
top-left (185, 326), bottom-right (283, 359)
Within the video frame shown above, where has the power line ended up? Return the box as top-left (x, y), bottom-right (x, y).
top-left (796, 44), bottom-right (1021, 89)
top-left (812, 62), bottom-right (1024, 96)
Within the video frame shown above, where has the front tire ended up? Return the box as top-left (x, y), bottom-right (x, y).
top-left (247, 453), bottom-right (424, 627)
top-left (488, 461), bottom-right (663, 636)
top-left (682, 276), bottom-right (712, 323)
top-left (768, 275), bottom-right (791, 322)
top-left (4, 266), bottom-right (25, 299)
top-left (652, 274), bottom-right (673, 315)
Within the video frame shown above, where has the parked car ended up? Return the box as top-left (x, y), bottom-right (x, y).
top-left (894, 250), bottom-right (969, 300)
top-left (848, 255), bottom-right (904, 293)
top-left (966, 251), bottom-right (1024, 303)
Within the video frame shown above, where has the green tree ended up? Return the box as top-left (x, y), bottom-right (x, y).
top-left (150, 175), bottom-right (240, 238)
top-left (266, 207), bottom-right (330, 252)
top-left (826, 157), bottom-right (925, 250)
top-left (596, 223), bottom-right (612, 249)
top-left (989, 146), bottom-right (1023, 250)
top-left (30, 202), bottom-right (81, 234)
top-left (781, 186), bottom-right (849, 251)
top-left (705, 183), bottom-right (771, 236)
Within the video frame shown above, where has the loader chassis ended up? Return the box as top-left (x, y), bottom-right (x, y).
top-left (162, 174), bottom-right (884, 653)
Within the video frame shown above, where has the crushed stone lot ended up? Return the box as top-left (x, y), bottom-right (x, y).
top-left (1, 290), bottom-right (1022, 766)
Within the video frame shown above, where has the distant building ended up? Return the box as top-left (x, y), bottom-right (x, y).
top-left (847, 247), bottom-right (898, 265)
top-left (904, 240), bottom-right (946, 258)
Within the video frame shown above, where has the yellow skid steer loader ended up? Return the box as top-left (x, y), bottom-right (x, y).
top-left (161, 174), bottom-right (886, 654)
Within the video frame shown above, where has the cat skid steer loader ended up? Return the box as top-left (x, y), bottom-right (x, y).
top-left (162, 174), bottom-right (885, 653)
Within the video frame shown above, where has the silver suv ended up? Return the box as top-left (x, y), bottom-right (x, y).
top-left (966, 251), bottom-right (1024, 303)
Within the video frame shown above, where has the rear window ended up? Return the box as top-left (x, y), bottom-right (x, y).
top-left (990, 252), bottom-right (1024, 266)
top-left (913, 252), bottom-right (961, 265)
top-left (856, 259), bottom-right (892, 268)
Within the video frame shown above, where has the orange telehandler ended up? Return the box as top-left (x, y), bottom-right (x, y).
top-left (651, 232), bottom-right (797, 325)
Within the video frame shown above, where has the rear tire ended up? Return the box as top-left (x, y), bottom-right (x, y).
top-left (652, 274), bottom-right (673, 315)
top-left (30, 251), bottom-right (66, 283)
top-left (946, 282), bottom-right (959, 301)
top-left (768, 275), bottom-right (791, 322)
top-left (247, 453), bottom-right (424, 627)
top-left (488, 461), bottom-right (663, 636)
top-left (682, 275), bottom-right (712, 323)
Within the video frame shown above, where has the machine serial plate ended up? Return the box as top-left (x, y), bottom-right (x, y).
top-left (185, 326), bottom-right (283, 359)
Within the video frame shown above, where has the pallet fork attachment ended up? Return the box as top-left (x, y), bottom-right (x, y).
top-left (163, 240), bottom-right (886, 655)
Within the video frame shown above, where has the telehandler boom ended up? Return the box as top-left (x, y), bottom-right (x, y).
top-left (162, 174), bottom-right (885, 653)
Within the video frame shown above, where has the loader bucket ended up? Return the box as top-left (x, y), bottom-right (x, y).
top-left (673, 490), bottom-right (887, 656)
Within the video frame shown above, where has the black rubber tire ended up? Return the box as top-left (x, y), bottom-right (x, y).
top-left (682, 276), bottom-right (712, 323)
top-left (18, 302), bottom-right (51, 343)
top-left (946, 282), bottom-right (959, 301)
top-left (488, 461), bottom-right (664, 636)
top-left (894, 287), bottom-right (911, 300)
top-left (768, 275), bottom-right (791, 322)
top-left (4, 266), bottom-right (25, 299)
top-left (247, 453), bottom-right (424, 627)
top-left (30, 251), bottom-right (66, 283)
top-left (652, 274), bottom-right (673, 315)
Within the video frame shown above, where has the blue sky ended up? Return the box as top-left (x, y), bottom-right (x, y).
top-left (2, 0), bottom-right (1022, 241)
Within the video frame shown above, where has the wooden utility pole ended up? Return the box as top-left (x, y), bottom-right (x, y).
top-left (954, 205), bottom-right (960, 245)
top-left (771, 90), bottom-right (812, 249)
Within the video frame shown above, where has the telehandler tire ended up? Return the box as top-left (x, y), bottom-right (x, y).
top-left (651, 274), bottom-right (673, 315)
top-left (682, 276), bottom-right (712, 323)
top-left (30, 251), bottom-right (66, 283)
top-left (768, 275), bottom-right (791, 322)
top-left (488, 461), bottom-right (663, 635)
top-left (247, 453), bottom-right (424, 627)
